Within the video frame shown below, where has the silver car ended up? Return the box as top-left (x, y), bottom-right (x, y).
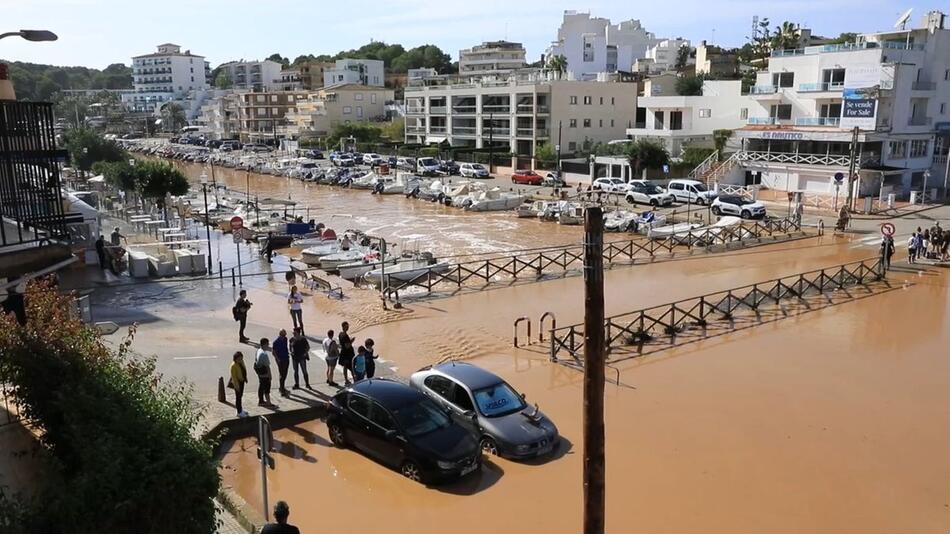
top-left (409, 362), bottom-right (559, 459)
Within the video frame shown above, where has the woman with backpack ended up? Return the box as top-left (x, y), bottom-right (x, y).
top-left (322, 329), bottom-right (340, 387)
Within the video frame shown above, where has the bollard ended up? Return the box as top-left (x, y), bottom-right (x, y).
top-left (218, 261), bottom-right (223, 279)
top-left (231, 268), bottom-right (236, 287)
top-left (217, 377), bottom-right (226, 402)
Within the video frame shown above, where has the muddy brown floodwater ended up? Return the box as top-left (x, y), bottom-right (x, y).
top-left (200, 161), bottom-right (950, 532)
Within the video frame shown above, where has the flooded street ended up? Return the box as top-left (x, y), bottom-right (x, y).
top-left (219, 221), bottom-right (950, 533)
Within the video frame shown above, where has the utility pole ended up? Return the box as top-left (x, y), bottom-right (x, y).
top-left (582, 206), bottom-right (606, 534)
top-left (845, 126), bottom-right (859, 210)
top-left (488, 112), bottom-right (494, 174)
top-left (557, 120), bottom-right (563, 177)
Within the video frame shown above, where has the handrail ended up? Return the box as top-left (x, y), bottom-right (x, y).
top-left (687, 150), bottom-right (719, 180)
top-left (513, 316), bottom-right (532, 347)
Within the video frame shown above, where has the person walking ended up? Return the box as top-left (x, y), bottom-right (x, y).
top-left (880, 235), bottom-right (895, 271)
top-left (922, 229), bottom-right (931, 260)
top-left (95, 234), bottom-right (107, 270)
top-left (353, 346), bottom-right (367, 382)
top-left (264, 231), bottom-right (275, 264)
top-left (338, 321), bottom-right (355, 386)
top-left (290, 328), bottom-right (312, 390)
top-left (908, 232), bottom-right (918, 264)
top-left (234, 290), bottom-right (253, 343)
top-left (229, 351), bottom-right (249, 418)
top-left (273, 329), bottom-right (291, 397)
top-left (255, 338), bottom-right (273, 406)
top-left (322, 329), bottom-right (340, 386)
top-left (261, 501), bottom-right (300, 534)
top-left (287, 285), bottom-right (304, 333)
top-left (364, 338), bottom-right (378, 379)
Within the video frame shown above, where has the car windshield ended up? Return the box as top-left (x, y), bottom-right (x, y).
top-left (472, 164), bottom-right (485, 170)
top-left (693, 183), bottom-right (708, 192)
top-left (645, 185), bottom-right (664, 194)
top-left (473, 382), bottom-right (526, 418)
top-left (393, 399), bottom-right (451, 437)
top-left (419, 158), bottom-right (437, 166)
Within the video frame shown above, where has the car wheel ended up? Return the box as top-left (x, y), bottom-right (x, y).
top-left (741, 210), bottom-right (751, 219)
top-left (696, 198), bottom-right (706, 206)
top-left (625, 196), bottom-right (636, 205)
top-left (400, 460), bottom-right (423, 483)
top-left (649, 199), bottom-right (658, 207)
top-left (480, 437), bottom-right (499, 456)
top-left (328, 423), bottom-right (346, 448)
top-left (712, 206), bottom-right (722, 215)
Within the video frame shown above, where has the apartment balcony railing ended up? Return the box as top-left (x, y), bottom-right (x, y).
top-left (747, 117), bottom-right (778, 125)
top-left (535, 129), bottom-right (550, 138)
top-left (912, 81), bottom-right (936, 91)
top-left (515, 127), bottom-right (535, 137)
top-left (771, 41), bottom-right (924, 57)
top-left (536, 105), bottom-right (550, 114)
top-left (137, 78), bottom-right (173, 84)
top-left (482, 128), bottom-right (511, 136)
top-left (429, 106), bottom-right (447, 114)
top-left (737, 150), bottom-right (854, 167)
top-left (429, 126), bottom-right (448, 133)
top-left (406, 107), bottom-right (425, 114)
top-left (406, 126), bottom-right (426, 133)
top-left (750, 85), bottom-right (779, 95)
top-left (798, 82), bottom-right (844, 92)
top-left (452, 106), bottom-right (477, 114)
top-left (481, 105), bottom-right (511, 114)
top-left (0, 101), bottom-right (69, 248)
top-left (796, 117), bottom-right (841, 127)
top-left (516, 105), bottom-right (535, 113)
top-left (452, 127), bottom-right (478, 136)
top-left (908, 116), bottom-right (932, 126)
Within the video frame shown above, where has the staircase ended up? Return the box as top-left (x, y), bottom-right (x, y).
top-left (696, 151), bottom-right (742, 187)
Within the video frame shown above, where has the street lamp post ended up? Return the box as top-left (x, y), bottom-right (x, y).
top-left (0, 30), bottom-right (58, 42)
top-left (922, 170), bottom-right (931, 205)
top-left (200, 172), bottom-right (214, 274)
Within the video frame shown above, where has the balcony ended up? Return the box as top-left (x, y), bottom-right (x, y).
top-left (912, 81), bottom-right (936, 91)
top-left (798, 82), bottom-right (844, 92)
top-left (796, 117), bottom-right (841, 127)
top-left (515, 127), bottom-right (535, 137)
top-left (535, 129), bottom-right (550, 139)
top-left (406, 126), bottom-right (426, 134)
top-left (429, 106), bottom-right (447, 114)
top-left (750, 85), bottom-right (779, 94)
top-left (747, 117), bottom-right (778, 125)
top-left (536, 105), bottom-right (550, 114)
top-left (771, 41), bottom-right (923, 57)
top-left (452, 127), bottom-right (477, 137)
top-left (482, 128), bottom-right (511, 136)
top-left (516, 105), bottom-right (535, 114)
top-left (452, 106), bottom-right (477, 115)
top-left (481, 105), bottom-right (511, 114)
top-left (908, 116), bottom-right (932, 126)
top-left (406, 107), bottom-right (425, 115)
top-left (429, 126), bottom-right (447, 134)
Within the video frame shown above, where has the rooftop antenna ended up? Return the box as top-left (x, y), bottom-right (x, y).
top-left (895, 8), bottom-right (913, 30)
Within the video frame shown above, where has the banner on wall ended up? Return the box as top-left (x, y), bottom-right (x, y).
top-left (839, 65), bottom-right (881, 130)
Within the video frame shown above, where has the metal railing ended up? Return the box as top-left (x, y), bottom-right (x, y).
top-left (688, 150), bottom-right (720, 180)
top-left (795, 117), bottom-right (841, 127)
top-left (747, 117), bottom-right (778, 125)
top-left (452, 106), bottom-right (477, 114)
top-left (911, 81), bottom-right (936, 91)
top-left (536, 105), bottom-right (550, 114)
top-left (798, 82), bottom-right (844, 92)
top-left (515, 128), bottom-right (535, 137)
top-left (429, 106), bottom-right (447, 114)
top-left (482, 128), bottom-right (511, 136)
top-left (548, 258), bottom-right (885, 363)
top-left (750, 85), bottom-right (779, 95)
top-left (737, 150), bottom-right (853, 167)
top-left (381, 218), bottom-right (804, 300)
top-left (771, 41), bottom-right (923, 57)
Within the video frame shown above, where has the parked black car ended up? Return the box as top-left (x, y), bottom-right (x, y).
top-left (439, 160), bottom-right (460, 175)
top-left (326, 379), bottom-right (482, 484)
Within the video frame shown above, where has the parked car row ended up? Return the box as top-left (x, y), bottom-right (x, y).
top-left (589, 177), bottom-right (765, 218)
top-left (326, 362), bottom-right (560, 485)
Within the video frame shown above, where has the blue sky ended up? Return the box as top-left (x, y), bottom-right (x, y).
top-left (1, 0), bottom-right (930, 69)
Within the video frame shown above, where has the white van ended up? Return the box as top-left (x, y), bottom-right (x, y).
top-left (666, 179), bottom-right (718, 205)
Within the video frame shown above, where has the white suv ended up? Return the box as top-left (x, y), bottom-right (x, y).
top-left (666, 179), bottom-right (718, 205)
top-left (591, 177), bottom-right (631, 193)
top-left (362, 153), bottom-right (383, 165)
top-left (711, 195), bottom-right (767, 219)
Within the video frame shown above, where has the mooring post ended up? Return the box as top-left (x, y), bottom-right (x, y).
top-left (217, 377), bottom-right (226, 402)
top-left (582, 206), bottom-right (605, 534)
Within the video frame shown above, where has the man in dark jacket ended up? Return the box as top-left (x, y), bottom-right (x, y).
top-left (234, 290), bottom-right (252, 343)
top-left (272, 329), bottom-right (291, 397)
top-left (290, 328), bottom-right (311, 390)
top-left (261, 501), bottom-right (299, 534)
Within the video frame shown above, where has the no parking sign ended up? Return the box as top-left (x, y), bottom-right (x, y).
top-left (881, 222), bottom-right (895, 237)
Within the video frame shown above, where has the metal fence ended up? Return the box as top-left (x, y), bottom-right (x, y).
top-left (0, 101), bottom-right (69, 247)
top-left (382, 218), bottom-right (804, 300)
top-left (548, 257), bottom-right (885, 363)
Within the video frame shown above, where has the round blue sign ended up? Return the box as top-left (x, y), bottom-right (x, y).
top-left (833, 172), bottom-right (845, 183)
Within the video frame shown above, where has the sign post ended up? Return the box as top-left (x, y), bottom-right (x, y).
top-left (833, 172), bottom-right (844, 211)
top-left (231, 216), bottom-right (245, 286)
top-left (257, 416), bottom-right (275, 521)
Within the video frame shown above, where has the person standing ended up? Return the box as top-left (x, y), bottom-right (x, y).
top-left (364, 338), bottom-right (378, 379)
top-left (264, 231), bottom-right (275, 264)
top-left (287, 285), bottom-right (304, 333)
top-left (110, 226), bottom-right (127, 246)
top-left (337, 321), bottom-right (355, 386)
top-left (234, 290), bottom-right (253, 343)
top-left (322, 329), bottom-right (339, 386)
top-left (95, 234), bottom-right (107, 270)
top-left (352, 346), bottom-right (367, 382)
top-left (229, 351), bottom-right (249, 418)
top-left (272, 329), bottom-right (290, 397)
top-left (255, 338), bottom-right (273, 406)
top-left (261, 501), bottom-right (300, 534)
top-left (290, 328), bottom-right (312, 390)
top-left (922, 229), bottom-right (931, 260)
top-left (880, 235), bottom-right (895, 271)
top-left (908, 232), bottom-right (918, 264)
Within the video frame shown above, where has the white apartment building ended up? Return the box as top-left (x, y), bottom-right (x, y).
top-left (725, 10), bottom-right (950, 198)
top-left (545, 11), bottom-right (659, 80)
top-left (636, 38), bottom-right (690, 74)
top-left (323, 59), bottom-right (384, 87)
top-left (282, 84), bottom-right (394, 138)
top-left (123, 43), bottom-right (209, 113)
top-left (405, 72), bottom-right (638, 160)
top-left (459, 41), bottom-right (527, 75)
top-left (626, 79), bottom-right (749, 157)
top-left (216, 59), bottom-right (283, 91)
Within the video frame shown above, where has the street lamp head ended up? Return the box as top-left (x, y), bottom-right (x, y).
top-left (18, 30), bottom-right (58, 42)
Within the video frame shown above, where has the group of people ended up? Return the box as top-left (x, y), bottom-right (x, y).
top-left (227, 284), bottom-right (380, 417)
top-left (907, 223), bottom-right (948, 263)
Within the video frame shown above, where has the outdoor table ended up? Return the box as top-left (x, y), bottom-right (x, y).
top-left (144, 220), bottom-right (167, 238)
top-left (163, 232), bottom-right (187, 249)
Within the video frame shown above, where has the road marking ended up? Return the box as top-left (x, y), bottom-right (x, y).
top-left (173, 355), bottom-right (219, 360)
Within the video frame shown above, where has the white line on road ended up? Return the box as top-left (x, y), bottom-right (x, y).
top-left (173, 355), bottom-right (220, 360)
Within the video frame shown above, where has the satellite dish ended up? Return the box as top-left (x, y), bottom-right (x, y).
top-left (894, 8), bottom-right (913, 29)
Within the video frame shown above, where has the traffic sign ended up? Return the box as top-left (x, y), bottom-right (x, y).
top-left (232, 227), bottom-right (253, 243)
top-left (230, 216), bottom-right (244, 231)
top-left (881, 222), bottom-right (895, 237)
top-left (833, 172), bottom-right (845, 183)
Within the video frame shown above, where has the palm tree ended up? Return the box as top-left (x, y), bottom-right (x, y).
top-left (159, 103), bottom-right (186, 133)
top-left (625, 140), bottom-right (670, 180)
top-left (772, 21), bottom-right (801, 51)
top-left (546, 54), bottom-right (568, 75)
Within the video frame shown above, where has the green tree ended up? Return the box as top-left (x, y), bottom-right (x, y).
top-left (712, 129), bottom-right (734, 158)
top-left (380, 118), bottom-right (405, 141)
top-left (675, 74), bottom-right (704, 96)
top-left (535, 142), bottom-right (558, 168)
top-left (546, 54), bottom-right (568, 74)
top-left (326, 122), bottom-right (384, 150)
top-left (772, 21), bottom-right (801, 51)
top-left (91, 160), bottom-right (138, 192)
top-left (63, 128), bottom-right (127, 171)
top-left (675, 45), bottom-right (691, 71)
top-left (0, 280), bottom-right (219, 533)
top-left (214, 70), bottom-right (232, 89)
top-left (266, 53), bottom-right (289, 66)
top-left (826, 32), bottom-right (857, 45)
top-left (136, 161), bottom-right (189, 208)
top-left (159, 102), bottom-right (186, 132)
top-left (681, 147), bottom-right (716, 169)
top-left (625, 140), bottom-right (670, 179)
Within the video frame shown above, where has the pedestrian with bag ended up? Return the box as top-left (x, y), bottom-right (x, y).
top-left (233, 290), bottom-right (253, 343)
top-left (353, 346), bottom-right (368, 382)
top-left (273, 329), bottom-right (291, 397)
top-left (290, 328), bottom-right (312, 389)
top-left (364, 338), bottom-right (379, 379)
top-left (322, 329), bottom-right (340, 386)
top-left (255, 338), bottom-right (273, 406)
top-left (229, 351), bottom-right (249, 418)
top-left (337, 321), bottom-right (355, 386)
top-left (287, 285), bottom-right (304, 333)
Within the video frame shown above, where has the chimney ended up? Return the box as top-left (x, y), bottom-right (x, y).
top-left (0, 63), bottom-right (16, 101)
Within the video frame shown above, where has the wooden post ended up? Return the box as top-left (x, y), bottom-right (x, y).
top-left (583, 206), bottom-right (606, 534)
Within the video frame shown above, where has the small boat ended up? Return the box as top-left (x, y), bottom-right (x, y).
top-left (349, 171), bottom-right (378, 189)
top-left (558, 204), bottom-right (585, 225)
top-left (647, 222), bottom-right (703, 240)
top-left (318, 248), bottom-right (369, 271)
top-left (466, 189), bottom-right (526, 212)
top-left (604, 210), bottom-right (638, 232)
top-left (364, 258), bottom-right (451, 285)
top-left (337, 253), bottom-right (400, 281)
top-left (300, 242), bottom-right (341, 265)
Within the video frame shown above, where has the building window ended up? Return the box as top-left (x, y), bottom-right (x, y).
top-left (910, 139), bottom-right (929, 158)
top-left (599, 119), bottom-right (603, 127)
top-left (270, 95), bottom-right (278, 103)
top-left (945, 69), bottom-right (949, 81)
top-left (599, 97), bottom-right (604, 105)
top-left (569, 141), bottom-right (577, 151)
top-left (371, 93), bottom-right (377, 104)
top-left (356, 106), bottom-right (363, 118)
top-left (769, 104), bottom-right (792, 120)
top-left (699, 109), bottom-right (712, 118)
top-left (889, 140), bottom-right (907, 159)
top-left (772, 72), bottom-right (794, 88)
top-left (610, 119), bottom-right (615, 127)
top-left (941, 103), bottom-right (946, 114)
top-left (355, 93), bottom-right (363, 101)
top-left (583, 96), bottom-right (592, 105)
top-left (569, 119), bottom-right (577, 128)
top-left (740, 108), bottom-right (749, 120)
top-left (190, 67), bottom-right (194, 73)
top-left (583, 119), bottom-right (591, 128)
top-left (611, 97), bottom-right (615, 105)
top-left (272, 107), bottom-right (279, 115)
top-left (343, 106), bottom-right (352, 114)
top-left (570, 96), bottom-right (578, 105)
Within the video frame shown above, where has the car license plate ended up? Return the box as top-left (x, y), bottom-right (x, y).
top-left (460, 463), bottom-right (478, 476)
